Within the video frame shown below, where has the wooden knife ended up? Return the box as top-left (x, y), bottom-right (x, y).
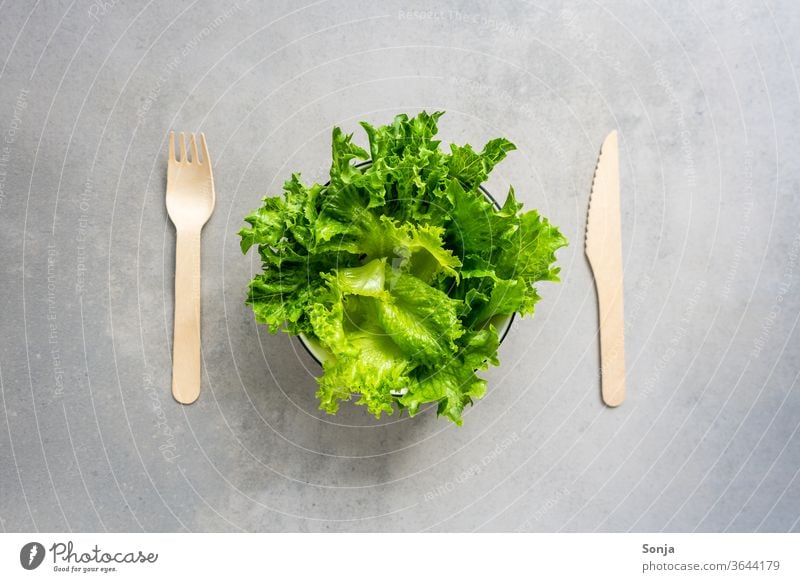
top-left (585, 130), bottom-right (626, 407)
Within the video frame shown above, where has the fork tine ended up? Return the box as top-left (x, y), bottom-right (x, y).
top-left (200, 133), bottom-right (211, 166)
top-left (179, 132), bottom-right (187, 162)
top-left (168, 131), bottom-right (175, 162)
top-left (190, 134), bottom-right (199, 164)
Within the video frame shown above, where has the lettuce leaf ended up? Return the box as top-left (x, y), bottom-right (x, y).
top-left (240, 111), bottom-right (567, 425)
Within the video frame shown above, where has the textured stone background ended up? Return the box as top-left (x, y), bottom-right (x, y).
top-left (1, 0), bottom-right (798, 532)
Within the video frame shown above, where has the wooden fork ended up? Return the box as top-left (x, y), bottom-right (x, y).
top-left (166, 132), bottom-right (215, 404)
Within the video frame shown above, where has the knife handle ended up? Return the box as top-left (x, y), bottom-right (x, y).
top-left (596, 279), bottom-right (626, 407)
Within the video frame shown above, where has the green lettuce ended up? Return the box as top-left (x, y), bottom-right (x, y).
top-left (240, 111), bottom-right (567, 425)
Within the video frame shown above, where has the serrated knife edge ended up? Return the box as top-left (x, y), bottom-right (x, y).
top-left (585, 130), bottom-right (619, 258)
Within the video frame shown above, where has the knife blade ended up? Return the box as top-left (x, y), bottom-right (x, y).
top-left (585, 130), bottom-right (625, 407)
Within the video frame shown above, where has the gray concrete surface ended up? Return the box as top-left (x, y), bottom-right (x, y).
top-left (1, 0), bottom-right (799, 532)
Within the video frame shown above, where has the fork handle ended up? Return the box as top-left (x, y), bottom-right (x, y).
top-left (172, 225), bottom-right (203, 404)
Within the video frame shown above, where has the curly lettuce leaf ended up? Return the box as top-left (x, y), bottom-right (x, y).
top-left (310, 259), bottom-right (466, 417)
